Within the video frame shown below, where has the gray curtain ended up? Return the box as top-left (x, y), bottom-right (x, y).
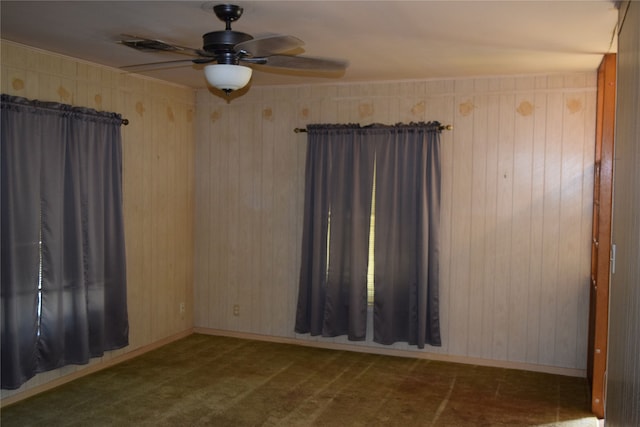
top-left (1, 94), bottom-right (129, 390)
top-left (295, 122), bottom-right (441, 348)
top-left (371, 124), bottom-right (441, 348)
top-left (295, 125), bottom-right (375, 340)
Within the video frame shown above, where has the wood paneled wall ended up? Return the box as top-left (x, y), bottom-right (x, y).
top-left (195, 74), bottom-right (596, 373)
top-left (606, 1), bottom-right (640, 424)
top-left (0, 40), bottom-right (600, 401)
top-left (1, 41), bottom-right (195, 401)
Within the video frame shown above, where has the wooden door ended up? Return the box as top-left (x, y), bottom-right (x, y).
top-left (587, 53), bottom-right (615, 419)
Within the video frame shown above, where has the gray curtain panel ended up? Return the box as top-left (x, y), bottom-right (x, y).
top-left (371, 124), bottom-right (441, 348)
top-left (295, 124), bottom-right (375, 340)
top-left (1, 94), bottom-right (128, 390)
top-left (295, 122), bottom-right (441, 348)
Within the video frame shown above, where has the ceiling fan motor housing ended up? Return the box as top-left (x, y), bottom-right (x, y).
top-left (202, 30), bottom-right (253, 64)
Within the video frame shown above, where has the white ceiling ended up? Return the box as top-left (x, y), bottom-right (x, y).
top-left (1, 1), bottom-right (619, 89)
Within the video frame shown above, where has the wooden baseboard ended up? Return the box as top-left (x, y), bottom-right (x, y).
top-left (194, 327), bottom-right (586, 378)
top-left (0, 329), bottom-right (193, 408)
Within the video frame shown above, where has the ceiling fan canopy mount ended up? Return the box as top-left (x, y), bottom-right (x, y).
top-left (213, 4), bottom-right (244, 28)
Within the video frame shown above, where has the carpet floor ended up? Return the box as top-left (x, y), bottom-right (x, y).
top-left (1, 333), bottom-right (597, 426)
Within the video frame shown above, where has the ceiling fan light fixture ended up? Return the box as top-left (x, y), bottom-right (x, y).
top-left (204, 64), bottom-right (252, 95)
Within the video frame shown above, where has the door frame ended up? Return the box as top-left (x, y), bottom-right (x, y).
top-left (587, 53), bottom-right (616, 419)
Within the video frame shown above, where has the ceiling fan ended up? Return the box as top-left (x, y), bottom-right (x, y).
top-left (119, 4), bottom-right (348, 95)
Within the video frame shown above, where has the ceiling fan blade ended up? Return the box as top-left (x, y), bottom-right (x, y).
top-left (253, 55), bottom-right (348, 72)
top-left (119, 34), bottom-right (209, 58)
top-left (235, 34), bottom-right (304, 57)
top-left (120, 58), bottom-right (214, 72)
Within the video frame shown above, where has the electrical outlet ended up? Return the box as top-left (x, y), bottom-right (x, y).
top-left (233, 304), bottom-right (240, 316)
top-left (179, 302), bottom-right (185, 314)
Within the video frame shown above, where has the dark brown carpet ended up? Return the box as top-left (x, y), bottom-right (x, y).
top-left (1, 334), bottom-right (597, 426)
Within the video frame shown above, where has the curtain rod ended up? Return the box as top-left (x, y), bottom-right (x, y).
top-left (122, 118), bottom-right (129, 126)
top-left (294, 124), bottom-right (452, 133)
